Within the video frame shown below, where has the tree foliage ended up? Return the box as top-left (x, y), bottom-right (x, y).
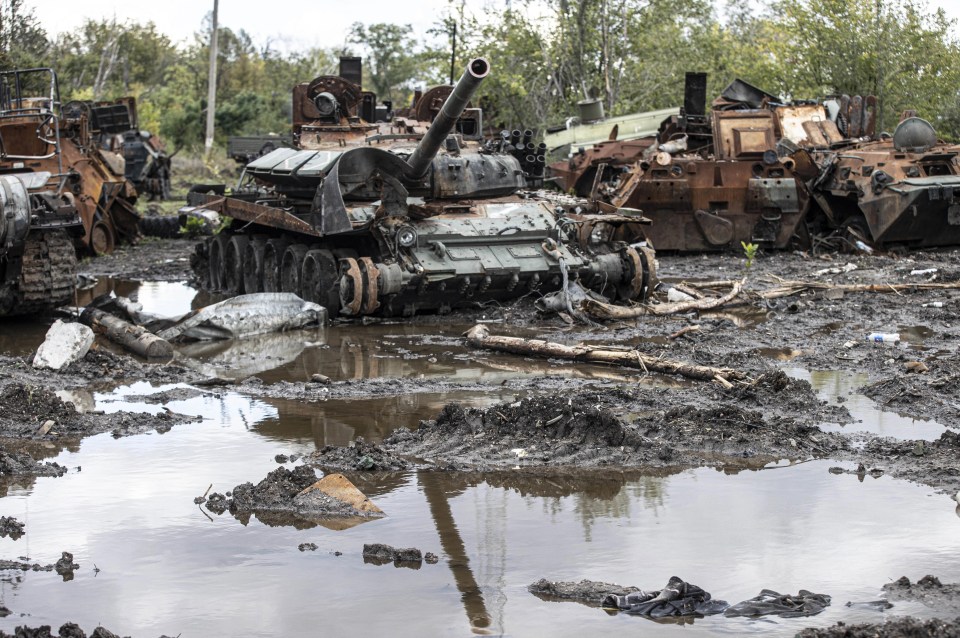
top-left (7, 0), bottom-right (959, 149)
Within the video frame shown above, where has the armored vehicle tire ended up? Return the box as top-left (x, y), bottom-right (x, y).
top-left (90, 222), bottom-right (115, 256)
top-left (224, 235), bottom-right (249, 295)
top-left (242, 238), bottom-right (267, 294)
top-left (280, 244), bottom-right (309, 296)
top-left (300, 249), bottom-right (340, 313)
top-left (208, 234), bottom-right (230, 292)
top-left (262, 239), bottom-right (289, 292)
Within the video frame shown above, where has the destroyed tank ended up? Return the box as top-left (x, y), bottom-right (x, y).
top-left (186, 58), bottom-right (656, 317)
top-left (0, 68), bottom-right (140, 256)
top-left (0, 70), bottom-right (84, 315)
top-left (807, 116), bottom-right (960, 248)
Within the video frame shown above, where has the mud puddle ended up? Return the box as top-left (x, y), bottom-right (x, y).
top-left (1, 405), bottom-right (957, 638)
top-left (787, 368), bottom-right (949, 441)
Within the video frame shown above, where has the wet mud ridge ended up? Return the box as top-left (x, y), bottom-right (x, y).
top-left (882, 575), bottom-right (960, 614)
top-left (311, 373), bottom-right (852, 472)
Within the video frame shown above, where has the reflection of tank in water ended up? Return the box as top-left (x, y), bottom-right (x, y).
top-left (806, 116), bottom-right (960, 248)
top-left (0, 70), bottom-right (85, 315)
top-left (186, 58), bottom-right (656, 317)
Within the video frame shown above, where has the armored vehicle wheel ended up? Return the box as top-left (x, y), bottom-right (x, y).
top-left (300, 249), bottom-right (340, 313)
top-left (242, 238), bottom-right (266, 293)
top-left (208, 234), bottom-right (230, 292)
top-left (223, 235), bottom-right (249, 295)
top-left (90, 221), bottom-right (115, 255)
top-left (280, 244), bottom-right (309, 295)
top-left (262, 239), bottom-right (289, 292)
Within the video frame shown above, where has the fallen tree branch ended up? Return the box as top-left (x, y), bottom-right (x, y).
top-left (758, 279), bottom-right (960, 299)
top-left (582, 279), bottom-right (745, 319)
top-left (464, 324), bottom-right (748, 384)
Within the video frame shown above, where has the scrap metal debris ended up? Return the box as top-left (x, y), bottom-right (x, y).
top-left (157, 293), bottom-right (327, 342)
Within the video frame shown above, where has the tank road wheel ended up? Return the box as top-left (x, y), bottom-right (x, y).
top-left (90, 221), bottom-right (115, 256)
top-left (300, 249), bottom-right (341, 313)
top-left (262, 239), bottom-right (289, 292)
top-left (280, 244), bottom-right (309, 295)
top-left (242, 238), bottom-right (266, 294)
top-left (207, 234), bottom-right (230, 292)
top-left (223, 235), bottom-right (249, 295)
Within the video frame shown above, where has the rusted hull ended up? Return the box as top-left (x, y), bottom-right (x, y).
top-left (619, 160), bottom-right (809, 251)
top-left (812, 140), bottom-right (960, 248)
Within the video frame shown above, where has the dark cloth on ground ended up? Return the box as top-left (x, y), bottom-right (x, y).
top-left (724, 589), bottom-right (831, 618)
top-left (600, 576), bottom-right (728, 618)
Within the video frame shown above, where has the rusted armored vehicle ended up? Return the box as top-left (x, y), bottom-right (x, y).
top-left (0, 68), bottom-right (140, 255)
top-left (602, 73), bottom-right (814, 252)
top-left (802, 116), bottom-right (960, 248)
top-left (185, 58), bottom-right (656, 317)
top-left (80, 97), bottom-right (172, 200)
top-left (0, 70), bottom-right (85, 315)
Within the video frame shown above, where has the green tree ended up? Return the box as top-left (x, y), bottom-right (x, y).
top-left (0, 0), bottom-right (47, 68)
top-left (348, 22), bottom-right (422, 104)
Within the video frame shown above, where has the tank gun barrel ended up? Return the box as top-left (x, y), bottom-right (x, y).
top-left (405, 58), bottom-right (489, 178)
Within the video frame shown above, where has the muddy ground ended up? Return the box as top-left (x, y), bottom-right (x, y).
top-left (3, 239), bottom-right (960, 634)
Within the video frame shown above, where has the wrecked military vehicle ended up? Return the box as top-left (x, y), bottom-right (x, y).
top-left (0, 68), bottom-right (140, 255)
top-left (0, 70), bottom-right (84, 315)
top-left (82, 97), bottom-right (172, 201)
top-left (801, 115), bottom-right (960, 249)
top-left (597, 74), bottom-right (814, 252)
top-left (185, 58), bottom-right (657, 317)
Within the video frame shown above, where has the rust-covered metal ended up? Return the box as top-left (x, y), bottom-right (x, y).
top-left (0, 68), bottom-right (140, 255)
top-left (186, 59), bottom-right (657, 317)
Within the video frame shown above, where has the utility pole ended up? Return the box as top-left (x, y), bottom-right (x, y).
top-left (204, 0), bottom-right (219, 159)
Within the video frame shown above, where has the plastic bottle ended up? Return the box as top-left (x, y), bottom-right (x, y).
top-left (865, 333), bottom-right (900, 343)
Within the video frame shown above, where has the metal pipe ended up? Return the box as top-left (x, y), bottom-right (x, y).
top-left (405, 58), bottom-right (489, 178)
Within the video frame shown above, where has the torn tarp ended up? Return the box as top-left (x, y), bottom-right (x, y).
top-left (157, 293), bottom-right (327, 342)
top-left (600, 576), bottom-right (728, 618)
top-left (724, 589), bottom-right (831, 618)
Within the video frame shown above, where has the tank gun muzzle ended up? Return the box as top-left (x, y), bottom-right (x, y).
top-left (405, 58), bottom-right (489, 178)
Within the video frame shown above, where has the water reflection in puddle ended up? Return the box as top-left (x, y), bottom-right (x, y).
top-left (786, 367), bottom-right (947, 441)
top-left (0, 402), bottom-right (956, 637)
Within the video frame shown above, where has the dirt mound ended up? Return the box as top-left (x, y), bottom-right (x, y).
top-left (0, 384), bottom-right (78, 434)
top-left (362, 544), bottom-right (424, 568)
top-left (223, 467), bottom-right (385, 528)
top-left (860, 431), bottom-right (960, 496)
top-left (0, 516), bottom-right (24, 539)
top-left (795, 616), bottom-right (960, 637)
top-left (311, 438), bottom-right (410, 472)
top-left (0, 625), bottom-right (129, 638)
top-left (0, 449), bottom-right (66, 478)
top-left (862, 359), bottom-right (960, 427)
top-left (528, 578), bottom-right (638, 605)
top-left (881, 575), bottom-right (960, 614)
top-left (382, 389), bottom-right (847, 471)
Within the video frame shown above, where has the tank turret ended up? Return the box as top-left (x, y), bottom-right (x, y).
top-left (186, 59), bottom-right (657, 317)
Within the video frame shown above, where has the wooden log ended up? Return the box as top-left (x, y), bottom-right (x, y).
top-left (464, 324), bottom-right (747, 384)
top-left (80, 307), bottom-right (174, 360)
top-left (582, 279), bottom-right (744, 319)
top-left (758, 279), bottom-right (960, 299)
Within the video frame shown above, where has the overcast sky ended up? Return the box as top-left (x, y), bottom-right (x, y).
top-left (29, 0), bottom-right (960, 53)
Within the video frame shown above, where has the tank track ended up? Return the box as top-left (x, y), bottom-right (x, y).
top-left (6, 230), bottom-right (77, 315)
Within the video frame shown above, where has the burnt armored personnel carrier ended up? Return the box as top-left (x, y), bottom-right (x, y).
top-left (0, 70), bottom-right (84, 315)
top-left (604, 74), bottom-right (813, 252)
top-left (805, 117), bottom-right (960, 248)
top-left (186, 59), bottom-right (656, 317)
